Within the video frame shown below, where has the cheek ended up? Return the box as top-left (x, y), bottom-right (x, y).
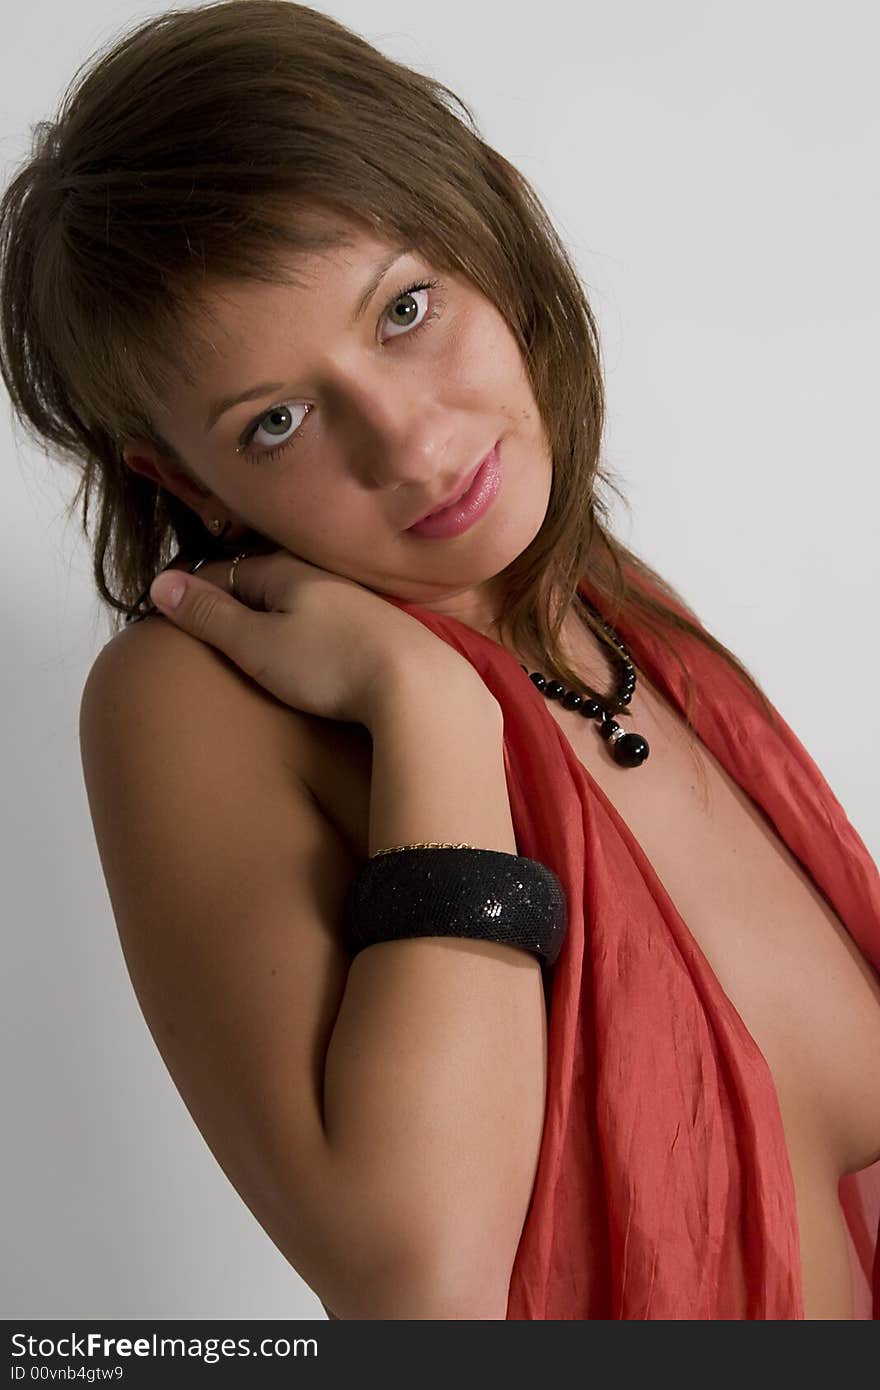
top-left (449, 311), bottom-right (529, 405)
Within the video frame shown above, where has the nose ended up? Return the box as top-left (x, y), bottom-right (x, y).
top-left (332, 364), bottom-right (458, 492)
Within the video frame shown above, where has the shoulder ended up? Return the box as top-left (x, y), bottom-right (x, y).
top-left (81, 612), bottom-right (320, 793)
top-left (83, 613), bottom-right (373, 864)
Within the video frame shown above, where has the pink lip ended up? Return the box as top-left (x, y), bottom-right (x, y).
top-left (406, 442), bottom-right (502, 539)
top-left (410, 459), bottom-right (484, 527)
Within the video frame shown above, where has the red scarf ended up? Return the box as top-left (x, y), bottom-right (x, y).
top-left (382, 574), bottom-right (880, 1318)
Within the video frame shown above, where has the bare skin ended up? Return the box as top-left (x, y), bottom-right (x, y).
top-left (295, 608), bottom-right (880, 1319)
top-left (116, 207), bottom-right (878, 1317)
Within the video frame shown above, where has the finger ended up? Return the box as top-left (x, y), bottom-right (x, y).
top-left (191, 547), bottom-right (295, 612)
top-left (148, 569), bottom-right (278, 683)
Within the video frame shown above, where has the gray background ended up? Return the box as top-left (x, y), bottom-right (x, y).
top-left (2, 0), bottom-right (877, 1318)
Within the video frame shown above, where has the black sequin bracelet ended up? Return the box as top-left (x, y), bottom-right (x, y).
top-left (342, 844), bottom-right (568, 968)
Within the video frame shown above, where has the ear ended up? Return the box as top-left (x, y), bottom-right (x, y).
top-left (121, 437), bottom-right (212, 515)
top-left (121, 437), bottom-right (255, 546)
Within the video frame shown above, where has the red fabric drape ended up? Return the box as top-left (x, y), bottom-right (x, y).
top-left (380, 574), bottom-right (880, 1319)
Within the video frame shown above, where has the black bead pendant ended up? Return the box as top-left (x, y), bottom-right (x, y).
top-left (518, 600), bottom-right (650, 769)
top-left (612, 732), bottom-right (650, 767)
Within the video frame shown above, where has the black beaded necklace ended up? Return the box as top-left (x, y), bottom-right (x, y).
top-left (519, 599), bottom-right (650, 768)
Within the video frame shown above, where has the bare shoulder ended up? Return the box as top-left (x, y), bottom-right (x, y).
top-left (84, 614), bottom-right (373, 862)
top-left (83, 613), bottom-right (325, 793)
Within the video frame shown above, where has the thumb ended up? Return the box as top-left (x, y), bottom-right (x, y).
top-left (149, 571), bottom-right (188, 611)
top-left (149, 568), bottom-right (252, 658)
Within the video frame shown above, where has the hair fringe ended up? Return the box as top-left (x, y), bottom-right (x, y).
top-left (0, 0), bottom-right (780, 744)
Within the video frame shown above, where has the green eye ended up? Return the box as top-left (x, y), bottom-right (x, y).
top-left (237, 275), bottom-right (443, 462)
top-left (379, 278), bottom-right (441, 339)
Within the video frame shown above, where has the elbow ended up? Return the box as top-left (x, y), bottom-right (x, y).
top-left (302, 1145), bottom-right (519, 1320)
top-left (331, 1242), bottom-right (511, 1320)
top-left (410, 1241), bottom-right (513, 1320)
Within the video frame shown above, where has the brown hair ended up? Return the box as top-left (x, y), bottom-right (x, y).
top-left (0, 0), bottom-right (778, 734)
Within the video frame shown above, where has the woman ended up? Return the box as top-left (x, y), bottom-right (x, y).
top-left (2, 0), bottom-right (878, 1319)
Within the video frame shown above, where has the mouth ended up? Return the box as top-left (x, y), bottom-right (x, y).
top-left (406, 446), bottom-right (497, 530)
top-left (404, 441), bottom-right (503, 540)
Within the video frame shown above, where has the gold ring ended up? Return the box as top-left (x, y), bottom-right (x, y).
top-left (228, 551), bottom-right (249, 596)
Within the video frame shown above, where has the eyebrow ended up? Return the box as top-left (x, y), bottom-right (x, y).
top-left (204, 247), bottom-right (409, 433)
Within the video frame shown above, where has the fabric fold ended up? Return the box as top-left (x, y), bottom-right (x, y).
top-left (378, 572), bottom-right (880, 1319)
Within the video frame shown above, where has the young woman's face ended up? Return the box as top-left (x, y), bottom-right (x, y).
top-left (126, 217), bottom-right (554, 633)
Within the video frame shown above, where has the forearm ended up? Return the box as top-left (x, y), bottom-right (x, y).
top-left (317, 664), bottom-right (534, 1318)
top-left (364, 660), bottom-right (517, 857)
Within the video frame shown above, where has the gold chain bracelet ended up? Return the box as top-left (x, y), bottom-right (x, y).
top-left (370, 841), bottom-right (478, 858)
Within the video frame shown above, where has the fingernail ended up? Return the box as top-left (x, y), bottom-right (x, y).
top-left (150, 573), bottom-right (186, 610)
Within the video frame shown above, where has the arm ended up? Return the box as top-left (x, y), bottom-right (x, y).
top-left (80, 622), bottom-right (547, 1320)
top-left (321, 667), bottom-right (548, 1318)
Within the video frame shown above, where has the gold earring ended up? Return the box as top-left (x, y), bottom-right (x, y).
top-left (208, 518), bottom-right (223, 533)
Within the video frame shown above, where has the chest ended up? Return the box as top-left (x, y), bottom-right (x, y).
top-left (542, 677), bottom-right (880, 1178)
top-left (300, 674), bottom-right (880, 1179)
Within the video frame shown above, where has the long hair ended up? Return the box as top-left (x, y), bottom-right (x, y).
top-left (0, 0), bottom-right (778, 733)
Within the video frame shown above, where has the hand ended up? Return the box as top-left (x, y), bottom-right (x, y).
top-left (148, 547), bottom-right (486, 727)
